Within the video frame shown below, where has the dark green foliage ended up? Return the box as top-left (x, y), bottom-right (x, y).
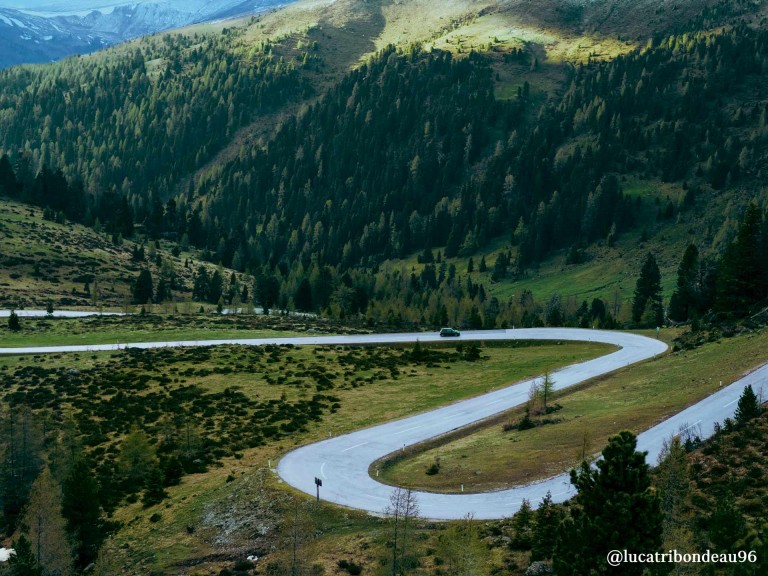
top-left (0, 407), bottom-right (43, 535)
top-left (337, 559), bottom-right (362, 575)
top-left (517, 407), bottom-right (535, 431)
top-left (632, 253), bottom-right (663, 327)
top-left (668, 244), bottom-right (700, 323)
top-left (62, 458), bottom-right (103, 569)
top-left (707, 494), bottom-right (747, 553)
top-left (554, 431), bottom-right (663, 576)
top-left (458, 342), bottom-right (482, 362)
top-left (7, 309), bottom-right (20, 332)
top-left (734, 384), bottom-right (761, 426)
top-left (530, 491), bottom-right (563, 561)
top-left (294, 278), bottom-right (313, 312)
top-left (255, 270), bottom-right (280, 313)
top-left (190, 47), bottom-right (522, 272)
top-left (0, 154), bottom-right (19, 196)
top-left (716, 203), bottom-right (768, 316)
top-left (511, 499), bottom-right (533, 549)
top-left (7, 535), bottom-right (41, 576)
top-left (0, 34), bottom-right (306, 235)
top-left (132, 269), bottom-right (154, 304)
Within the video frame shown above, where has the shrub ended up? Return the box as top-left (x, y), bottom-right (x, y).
top-left (233, 559), bottom-right (254, 571)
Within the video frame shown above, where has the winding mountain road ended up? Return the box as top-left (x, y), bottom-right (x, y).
top-left (1, 327), bottom-right (764, 519)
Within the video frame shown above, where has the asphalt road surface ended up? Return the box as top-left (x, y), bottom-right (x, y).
top-left (0, 309), bottom-right (123, 318)
top-left (1, 327), bottom-right (764, 519)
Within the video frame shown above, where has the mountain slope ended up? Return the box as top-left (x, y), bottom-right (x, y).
top-left (1, 0), bottom-right (767, 326)
top-left (0, 0), bottom-right (287, 68)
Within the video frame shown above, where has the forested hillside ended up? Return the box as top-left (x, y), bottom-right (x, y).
top-left (0, 0), bottom-right (767, 326)
top-left (0, 29), bottom-right (311, 210)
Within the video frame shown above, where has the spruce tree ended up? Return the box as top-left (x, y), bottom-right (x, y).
top-left (716, 203), bottom-right (766, 315)
top-left (132, 269), bottom-right (153, 304)
top-left (142, 465), bottom-right (168, 508)
top-left (531, 491), bottom-right (562, 561)
top-left (8, 309), bottom-right (21, 332)
top-left (632, 253), bottom-right (663, 327)
top-left (554, 431), bottom-right (663, 576)
top-left (734, 384), bottom-right (761, 425)
top-left (62, 459), bottom-right (103, 569)
top-left (668, 244), bottom-right (699, 323)
top-left (7, 535), bottom-right (41, 576)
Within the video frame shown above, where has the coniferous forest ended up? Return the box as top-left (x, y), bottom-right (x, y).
top-left (1, 19), bottom-right (768, 326)
top-left (1, 1), bottom-right (768, 573)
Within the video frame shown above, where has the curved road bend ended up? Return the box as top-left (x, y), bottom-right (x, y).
top-left (276, 329), bottom-right (765, 519)
top-left (1, 328), bottom-right (763, 519)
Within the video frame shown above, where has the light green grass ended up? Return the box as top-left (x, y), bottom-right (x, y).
top-left (0, 324), bottom-right (304, 348)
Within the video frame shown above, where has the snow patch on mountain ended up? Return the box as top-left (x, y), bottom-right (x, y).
top-left (0, 1), bottom-right (290, 68)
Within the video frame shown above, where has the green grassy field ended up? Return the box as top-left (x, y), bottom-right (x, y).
top-left (379, 328), bottom-right (768, 493)
top-left (0, 314), bottom-right (319, 348)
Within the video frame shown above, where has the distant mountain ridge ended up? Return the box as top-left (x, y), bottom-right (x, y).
top-left (0, 0), bottom-right (289, 68)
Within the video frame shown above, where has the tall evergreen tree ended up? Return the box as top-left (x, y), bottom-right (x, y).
top-left (554, 431), bottom-right (664, 576)
top-left (716, 203), bottom-right (767, 315)
top-left (7, 535), bottom-right (41, 576)
top-left (7, 309), bottom-right (20, 332)
top-left (734, 384), bottom-right (761, 425)
top-left (632, 253), bottom-right (663, 327)
top-left (668, 244), bottom-right (699, 323)
top-left (61, 459), bottom-right (103, 569)
top-left (132, 269), bottom-right (154, 304)
top-left (0, 154), bottom-right (18, 196)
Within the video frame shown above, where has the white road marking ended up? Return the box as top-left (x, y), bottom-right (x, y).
top-left (320, 462), bottom-right (327, 479)
top-left (341, 442), bottom-right (368, 453)
top-left (679, 419), bottom-right (702, 432)
top-left (393, 425), bottom-right (424, 435)
top-left (484, 399), bottom-right (506, 406)
top-left (724, 398), bottom-right (739, 407)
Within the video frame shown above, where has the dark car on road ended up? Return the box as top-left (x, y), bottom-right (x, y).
top-left (439, 327), bottom-right (461, 337)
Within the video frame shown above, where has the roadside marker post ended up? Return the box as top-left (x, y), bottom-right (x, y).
top-left (314, 477), bottom-right (322, 501)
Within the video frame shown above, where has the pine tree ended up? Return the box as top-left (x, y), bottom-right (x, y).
top-left (531, 491), bottom-right (563, 561)
top-left (632, 253), bottom-right (663, 327)
top-left (7, 535), bottom-right (41, 576)
top-left (554, 431), bottom-right (663, 576)
top-left (294, 278), bottom-right (313, 312)
top-left (716, 203), bottom-right (766, 315)
top-left (734, 384), bottom-right (761, 425)
top-left (8, 309), bottom-right (21, 332)
top-left (142, 465), bottom-right (168, 508)
top-left (668, 244), bottom-right (699, 322)
top-left (511, 498), bottom-right (533, 549)
top-left (132, 269), bottom-right (153, 304)
top-left (62, 459), bottom-right (103, 569)
top-left (118, 426), bottom-right (157, 486)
